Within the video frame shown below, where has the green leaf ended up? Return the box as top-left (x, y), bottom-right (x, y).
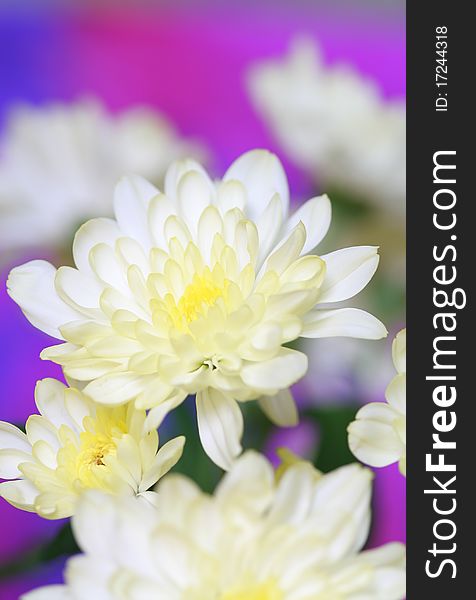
top-left (304, 405), bottom-right (357, 472)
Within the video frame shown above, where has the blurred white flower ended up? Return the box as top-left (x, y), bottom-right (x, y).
top-left (301, 336), bottom-right (395, 405)
top-left (247, 38), bottom-right (405, 217)
top-left (348, 328), bottom-right (406, 475)
top-left (23, 451), bottom-right (406, 599)
top-left (8, 149), bottom-right (387, 470)
top-left (0, 99), bottom-right (203, 249)
top-left (0, 378), bottom-right (184, 519)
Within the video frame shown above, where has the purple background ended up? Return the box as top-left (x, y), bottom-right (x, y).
top-left (0, 3), bottom-right (405, 596)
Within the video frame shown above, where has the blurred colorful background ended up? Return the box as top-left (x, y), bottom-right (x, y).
top-left (0, 1), bottom-right (405, 597)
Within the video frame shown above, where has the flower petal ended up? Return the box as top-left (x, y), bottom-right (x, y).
top-left (267, 461), bottom-right (317, 527)
top-left (164, 158), bottom-right (211, 202)
top-left (241, 349), bottom-right (308, 393)
top-left (72, 217), bottom-right (122, 275)
top-left (348, 404), bottom-right (403, 468)
top-left (7, 260), bottom-right (81, 339)
top-left (139, 436), bottom-right (185, 492)
top-left (0, 479), bottom-right (37, 511)
top-left (114, 175), bottom-right (158, 248)
top-left (392, 328), bottom-right (406, 373)
top-left (285, 194), bottom-right (331, 254)
top-left (215, 450), bottom-right (275, 516)
top-left (197, 205), bottom-right (224, 264)
top-left (55, 266), bottom-right (104, 317)
top-left (255, 193), bottom-right (283, 265)
top-left (84, 372), bottom-right (150, 405)
top-left (142, 391), bottom-right (187, 432)
top-left (72, 491), bottom-right (121, 557)
top-left (309, 463), bottom-right (373, 559)
top-left (0, 448), bottom-right (32, 478)
top-left (301, 308), bottom-right (387, 339)
top-left (262, 222), bottom-right (306, 275)
top-left (356, 543), bottom-right (406, 600)
top-left (34, 378), bottom-right (78, 430)
top-left (0, 421), bottom-right (31, 453)
top-left (148, 193), bottom-right (177, 248)
top-left (224, 149), bottom-right (289, 221)
top-left (318, 246), bottom-right (379, 303)
top-left (177, 170), bottom-right (214, 233)
top-left (215, 179), bottom-right (246, 213)
top-left (196, 389), bottom-right (243, 470)
top-left (88, 243), bottom-right (129, 294)
top-left (25, 415), bottom-right (60, 450)
top-left (258, 389), bottom-right (298, 426)
top-left (386, 373), bottom-right (406, 415)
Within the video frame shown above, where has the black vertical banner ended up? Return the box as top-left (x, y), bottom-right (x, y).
top-left (407, 3), bottom-right (473, 597)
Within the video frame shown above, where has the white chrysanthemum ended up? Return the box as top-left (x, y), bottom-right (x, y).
top-left (247, 38), bottom-right (405, 216)
top-left (348, 328), bottom-right (406, 475)
top-left (23, 451), bottom-right (406, 600)
top-left (7, 149), bottom-right (387, 470)
top-left (0, 99), bottom-right (202, 249)
top-left (0, 378), bottom-right (184, 518)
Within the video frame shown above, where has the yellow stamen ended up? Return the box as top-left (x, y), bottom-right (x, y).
top-left (158, 269), bottom-right (230, 333)
top-left (75, 432), bottom-right (116, 486)
top-left (54, 408), bottom-right (128, 493)
top-left (178, 274), bottom-right (225, 323)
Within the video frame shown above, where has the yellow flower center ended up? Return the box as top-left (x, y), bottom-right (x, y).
top-left (54, 408), bottom-right (128, 494)
top-left (75, 432), bottom-right (117, 486)
top-left (221, 581), bottom-right (282, 600)
top-left (160, 268), bottom-right (231, 333)
top-left (178, 274), bottom-right (225, 323)
top-left (78, 436), bottom-right (116, 467)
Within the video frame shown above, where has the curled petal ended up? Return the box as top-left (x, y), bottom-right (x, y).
top-left (113, 175), bottom-right (158, 248)
top-left (196, 390), bottom-right (243, 470)
top-left (392, 328), bottom-right (406, 373)
top-left (386, 373), bottom-right (406, 415)
top-left (139, 436), bottom-right (185, 492)
top-left (348, 403), bottom-right (403, 468)
top-left (285, 194), bottom-right (332, 254)
top-left (84, 372), bottom-right (151, 405)
top-left (318, 246), bottom-right (379, 303)
top-left (241, 349), bottom-right (308, 393)
top-left (258, 389), bottom-right (299, 427)
top-left (224, 149), bottom-right (289, 221)
top-left (7, 260), bottom-right (81, 339)
top-left (73, 217), bottom-right (122, 275)
top-left (164, 157), bottom-right (211, 202)
top-left (301, 308), bottom-right (387, 340)
top-left (0, 479), bottom-right (37, 511)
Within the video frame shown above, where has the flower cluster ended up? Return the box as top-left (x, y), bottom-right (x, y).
top-left (24, 452), bottom-right (406, 600)
top-left (7, 149), bottom-right (386, 470)
top-left (0, 149), bottom-right (405, 598)
top-left (247, 38), bottom-right (406, 217)
top-left (0, 378), bottom-right (184, 519)
top-left (0, 99), bottom-right (202, 250)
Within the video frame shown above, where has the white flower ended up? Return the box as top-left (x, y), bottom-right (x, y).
top-left (0, 378), bottom-right (184, 518)
top-left (247, 38), bottom-right (406, 217)
top-left (348, 329), bottom-right (406, 475)
top-left (0, 99), bottom-right (202, 249)
top-left (23, 451), bottom-right (406, 599)
top-left (7, 149), bottom-right (387, 470)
